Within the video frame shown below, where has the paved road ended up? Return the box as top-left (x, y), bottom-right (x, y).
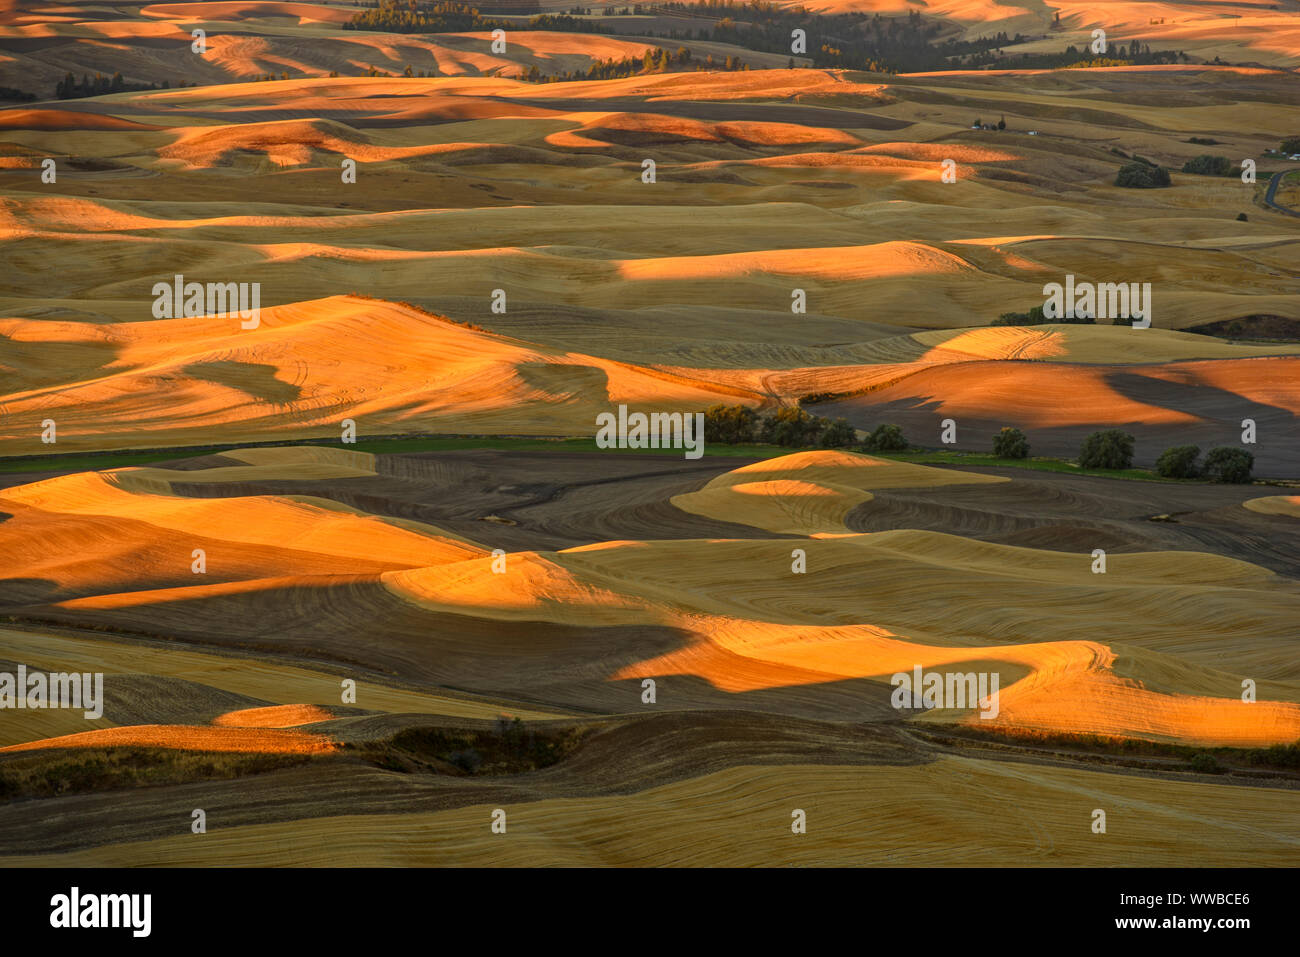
top-left (1263, 166), bottom-right (1300, 217)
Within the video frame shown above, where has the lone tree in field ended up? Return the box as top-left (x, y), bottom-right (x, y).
top-left (863, 423), bottom-right (907, 452)
top-left (992, 427), bottom-right (1029, 459)
top-left (1078, 429), bottom-right (1135, 469)
top-left (1155, 444), bottom-right (1200, 478)
top-left (1202, 447), bottom-right (1254, 483)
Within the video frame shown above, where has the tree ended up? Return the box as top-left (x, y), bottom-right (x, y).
top-left (863, 423), bottom-right (907, 452)
top-left (1116, 161), bottom-right (1171, 188)
top-left (1202, 447), bottom-right (1253, 483)
top-left (1181, 154), bottom-right (1231, 176)
top-left (404, 63), bottom-right (413, 76)
top-left (1280, 136), bottom-right (1300, 154)
top-left (788, 57), bottom-right (795, 69)
top-left (819, 419), bottom-right (857, 448)
top-left (992, 427), bottom-right (1029, 459)
top-left (1078, 429), bottom-right (1135, 469)
top-left (703, 404), bottom-right (759, 444)
top-left (997, 115), bottom-right (1006, 130)
top-left (973, 117), bottom-right (982, 128)
top-left (761, 407), bottom-right (822, 447)
top-left (1155, 445), bottom-right (1200, 478)
top-left (992, 304), bottom-right (1088, 326)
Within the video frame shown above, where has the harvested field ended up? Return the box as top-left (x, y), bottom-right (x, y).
top-left (2, 4), bottom-right (1297, 868)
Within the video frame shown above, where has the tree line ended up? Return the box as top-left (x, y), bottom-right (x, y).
top-left (701, 405), bottom-right (1255, 481)
top-left (55, 72), bottom-right (188, 99)
top-left (523, 45), bottom-right (751, 81)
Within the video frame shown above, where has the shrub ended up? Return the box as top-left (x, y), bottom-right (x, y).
top-left (1155, 444), bottom-right (1200, 478)
top-left (1236, 212), bottom-right (1248, 222)
top-left (1202, 446), bottom-right (1253, 483)
top-left (1078, 429), bottom-right (1135, 469)
top-left (1116, 161), bottom-right (1171, 188)
top-left (1189, 751), bottom-right (1222, 774)
top-left (1180, 154), bottom-right (1231, 176)
top-left (992, 427), bottom-right (1030, 459)
top-left (703, 404), bottom-right (759, 444)
top-left (1247, 743), bottom-right (1300, 768)
top-left (819, 418), bottom-right (857, 448)
top-left (863, 423), bottom-right (907, 452)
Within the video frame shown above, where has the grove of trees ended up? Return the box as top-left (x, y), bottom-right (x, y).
top-left (1116, 160), bottom-right (1172, 188)
top-left (702, 404), bottom-right (858, 448)
top-left (1181, 155), bottom-right (1234, 176)
top-left (55, 72), bottom-right (175, 99)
